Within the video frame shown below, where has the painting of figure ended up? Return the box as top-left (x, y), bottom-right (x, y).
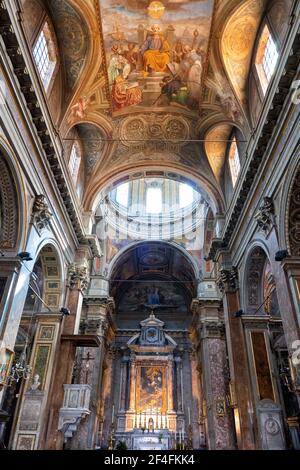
top-left (139, 366), bottom-right (164, 410)
top-left (118, 280), bottom-right (187, 312)
top-left (100, 0), bottom-right (214, 111)
top-left (140, 24), bottom-right (171, 74)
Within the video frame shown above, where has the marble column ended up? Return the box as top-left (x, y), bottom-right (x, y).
top-left (167, 356), bottom-right (174, 412)
top-left (188, 348), bottom-right (202, 449)
top-left (129, 355), bottom-right (136, 411)
top-left (191, 299), bottom-right (235, 450)
top-left (119, 354), bottom-right (129, 412)
top-left (216, 266), bottom-right (256, 450)
top-left (100, 347), bottom-right (115, 447)
top-left (175, 356), bottom-right (183, 412)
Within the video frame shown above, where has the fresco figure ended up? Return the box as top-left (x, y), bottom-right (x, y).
top-left (108, 45), bottom-right (131, 85)
top-left (147, 286), bottom-right (160, 305)
top-left (140, 24), bottom-right (170, 74)
top-left (180, 45), bottom-right (203, 102)
top-left (124, 42), bottom-right (139, 71)
top-left (112, 75), bottom-right (142, 111)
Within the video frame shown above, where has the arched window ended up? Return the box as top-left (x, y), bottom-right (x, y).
top-left (228, 137), bottom-right (241, 187)
top-left (255, 25), bottom-right (279, 95)
top-left (33, 22), bottom-right (57, 91)
top-left (69, 144), bottom-right (81, 184)
top-left (146, 187), bottom-right (162, 214)
top-left (116, 182), bottom-right (129, 207)
top-left (179, 183), bottom-right (193, 209)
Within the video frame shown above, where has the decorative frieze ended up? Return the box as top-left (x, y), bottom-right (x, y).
top-left (288, 168), bottom-right (300, 256)
top-left (0, 157), bottom-right (18, 248)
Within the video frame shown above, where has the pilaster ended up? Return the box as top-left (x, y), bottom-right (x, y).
top-left (191, 298), bottom-right (235, 450)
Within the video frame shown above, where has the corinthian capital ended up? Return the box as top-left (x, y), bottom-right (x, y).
top-left (68, 263), bottom-right (89, 293)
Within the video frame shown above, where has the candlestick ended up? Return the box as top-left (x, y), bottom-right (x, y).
top-left (188, 407), bottom-right (191, 425)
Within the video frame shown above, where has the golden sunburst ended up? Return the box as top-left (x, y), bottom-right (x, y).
top-left (148, 1), bottom-right (166, 19)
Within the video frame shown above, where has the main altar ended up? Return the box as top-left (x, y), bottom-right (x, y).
top-left (113, 312), bottom-right (188, 450)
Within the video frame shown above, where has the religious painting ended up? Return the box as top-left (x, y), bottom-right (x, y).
top-left (137, 365), bottom-right (167, 411)
top-left (100, 0), bottom-right (214, 111)
top-left (118, 280), bottom-right (187, 312)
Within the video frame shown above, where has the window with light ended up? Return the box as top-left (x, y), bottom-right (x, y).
top-left (33, 22), bottom-right (57, 91)
top-left (146, 187), bottom-right (162, 214)
top-left (179, 183), bottom-right (194, 209)
top-left (255, 25), bottom-right (279, 95)
top-left (116, 182), bottom-right (129, 207)
top-left (229, 138), bottom-right (241, 187)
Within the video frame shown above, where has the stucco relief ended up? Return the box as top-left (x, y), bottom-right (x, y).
top-left (107, 113), bottom-right (196, 169)
top-left (0, 157), bottom-right (18, 249)
top-left (288, 167), bottom-right (300, 256)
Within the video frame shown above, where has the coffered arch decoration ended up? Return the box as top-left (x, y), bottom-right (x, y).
top-left (243, 245), bottom-right (279, 316)
top-left (0, 154), bottom-right (19, 250)
top-left (36, 243), bottom-right (64, 310)
top-left (287, 164), bottom-right (300, 256)
top-left (221, 0), bottom-right (267, 107)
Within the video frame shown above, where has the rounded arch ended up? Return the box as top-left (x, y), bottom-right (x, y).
top-left (107, 239), bottom-right (200, 283)
top-left (108, 240), bottom-right (199, 314)
top-left (283, 152), bottom-right (300, 256)
top-left (30, 238), bottom-right (66, 310)
top-left (87, 163), bottom-right (225, 217)
top-left (241, 241), bottom-right (279, 316)
top-left (60, 0), bottom-right (107, 125)
top-left (0, 140), bottom-right (27, 253)
top-left (220, 0), bottom-right (268, 112)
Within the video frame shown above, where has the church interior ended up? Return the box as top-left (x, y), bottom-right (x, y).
top-left (0, 0), bottom-right (300, 451)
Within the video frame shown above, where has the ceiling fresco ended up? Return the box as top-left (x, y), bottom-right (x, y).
top-left (48, 0), bottom-right (89, 90)
top-left (99, 0), bottom-right (215, 112)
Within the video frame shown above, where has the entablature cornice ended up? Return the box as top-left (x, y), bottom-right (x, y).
top-left (208, 26), bottom-right (300, 259)
top-left (0, 1), bottom-right (93, 249)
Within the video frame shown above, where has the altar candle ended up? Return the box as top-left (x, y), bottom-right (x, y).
top-left (188, 407), bottom-right (191, 425)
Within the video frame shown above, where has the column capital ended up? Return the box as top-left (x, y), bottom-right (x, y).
top-left (199, 321), bottom-right (225, 339)
top-left (81, 297), bottom-right (115, 338)
top-left (67, 262), bottom-right (89, 294)
top-left (216, 266), bottom-right (239, 293)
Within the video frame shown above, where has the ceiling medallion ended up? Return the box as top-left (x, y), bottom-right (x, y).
top-left (148, 1), bottom-right (166, 19)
